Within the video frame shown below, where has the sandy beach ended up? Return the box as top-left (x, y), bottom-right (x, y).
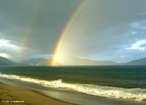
top-left (0, 82), bottom-right (74, 105)
top-left (0, 77), bottom-right (146, 105)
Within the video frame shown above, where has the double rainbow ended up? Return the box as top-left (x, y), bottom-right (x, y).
top-left (19, 0), bottom-right (87, 65)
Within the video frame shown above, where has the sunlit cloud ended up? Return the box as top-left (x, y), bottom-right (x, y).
top-left (0, 53), bottom-right (11, 58)
top-left (0, 38), bottom-right (49, 61)
top-left (0, 39), bottom-right (22, 60)
top-left (126, 39), bottom-right (146, 51)
top-left (0, 39), bottom-right (20, 51)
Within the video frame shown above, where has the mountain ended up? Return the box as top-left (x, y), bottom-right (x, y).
top-left (126, 58), bottom-right (146, 65)
top-left (37, 57), bottom-right (116, 66)
top-left (0, 56), bottom-right (16, 65)
top-left (36, 61), bottom-right (49, 66)
top-left (58, 57), bottom-right (116, 66)
top-left (20, 58), bottom-right (48, 66)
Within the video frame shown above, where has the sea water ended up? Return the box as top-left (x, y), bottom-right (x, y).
top-left (0, 66), bottom-right (146, 102)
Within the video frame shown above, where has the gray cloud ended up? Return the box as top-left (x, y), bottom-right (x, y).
top-left (59, 0), bottom-right (146, 62)
top-left (0, 0), bottom-right (79, 53)
top-left (0, 0), bottom-right (146, 62)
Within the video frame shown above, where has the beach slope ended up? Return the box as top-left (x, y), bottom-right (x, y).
top-left (0, 83), bottom-right (74, 105)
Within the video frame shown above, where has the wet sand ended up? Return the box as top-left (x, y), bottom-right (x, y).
top-left (0, 82), bottom-right (74, 105)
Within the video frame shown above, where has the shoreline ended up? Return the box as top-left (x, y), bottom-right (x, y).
top-left (0, 77), bottom-right (146, 105)
top-left (0, 82), bottom-right (75, 105)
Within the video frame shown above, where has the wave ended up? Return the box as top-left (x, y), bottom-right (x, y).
top-left (0, 73), bottom-right (146, 102)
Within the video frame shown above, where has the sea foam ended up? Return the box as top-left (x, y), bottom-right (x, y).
top-left (0, 73), bottom-right (146, 102)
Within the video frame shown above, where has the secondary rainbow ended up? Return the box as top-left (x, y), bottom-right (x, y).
top-left (19, 1), bottom-right (47, 62)
top-left (50, 0), bottom-right (87, 66)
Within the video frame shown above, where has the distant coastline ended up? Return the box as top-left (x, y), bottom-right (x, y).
top-left (0, 56), bottom-right (146, 66)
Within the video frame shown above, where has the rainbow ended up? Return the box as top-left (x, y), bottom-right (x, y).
top-left (19, 1), bottom-right (47, 62)
top-left (50, 0), bottom-right (87, 66)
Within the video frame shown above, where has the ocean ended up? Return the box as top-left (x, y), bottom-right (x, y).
top-left (0, 65), bottom-right (146, 103)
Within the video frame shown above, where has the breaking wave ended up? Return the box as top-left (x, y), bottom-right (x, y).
top-left (0, 73), bottom-right (146, 102)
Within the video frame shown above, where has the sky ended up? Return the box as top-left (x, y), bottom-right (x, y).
top-left (0, 0), bottom-right (146, 63)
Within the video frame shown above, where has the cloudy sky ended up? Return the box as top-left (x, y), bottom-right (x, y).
top-left (0, 0), bottom-right (146, 63)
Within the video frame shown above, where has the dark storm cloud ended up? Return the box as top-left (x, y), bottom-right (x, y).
top-left (0, 0), bottom-right (146, 62)
top-left (0, 0), bottom-right (80, 53)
